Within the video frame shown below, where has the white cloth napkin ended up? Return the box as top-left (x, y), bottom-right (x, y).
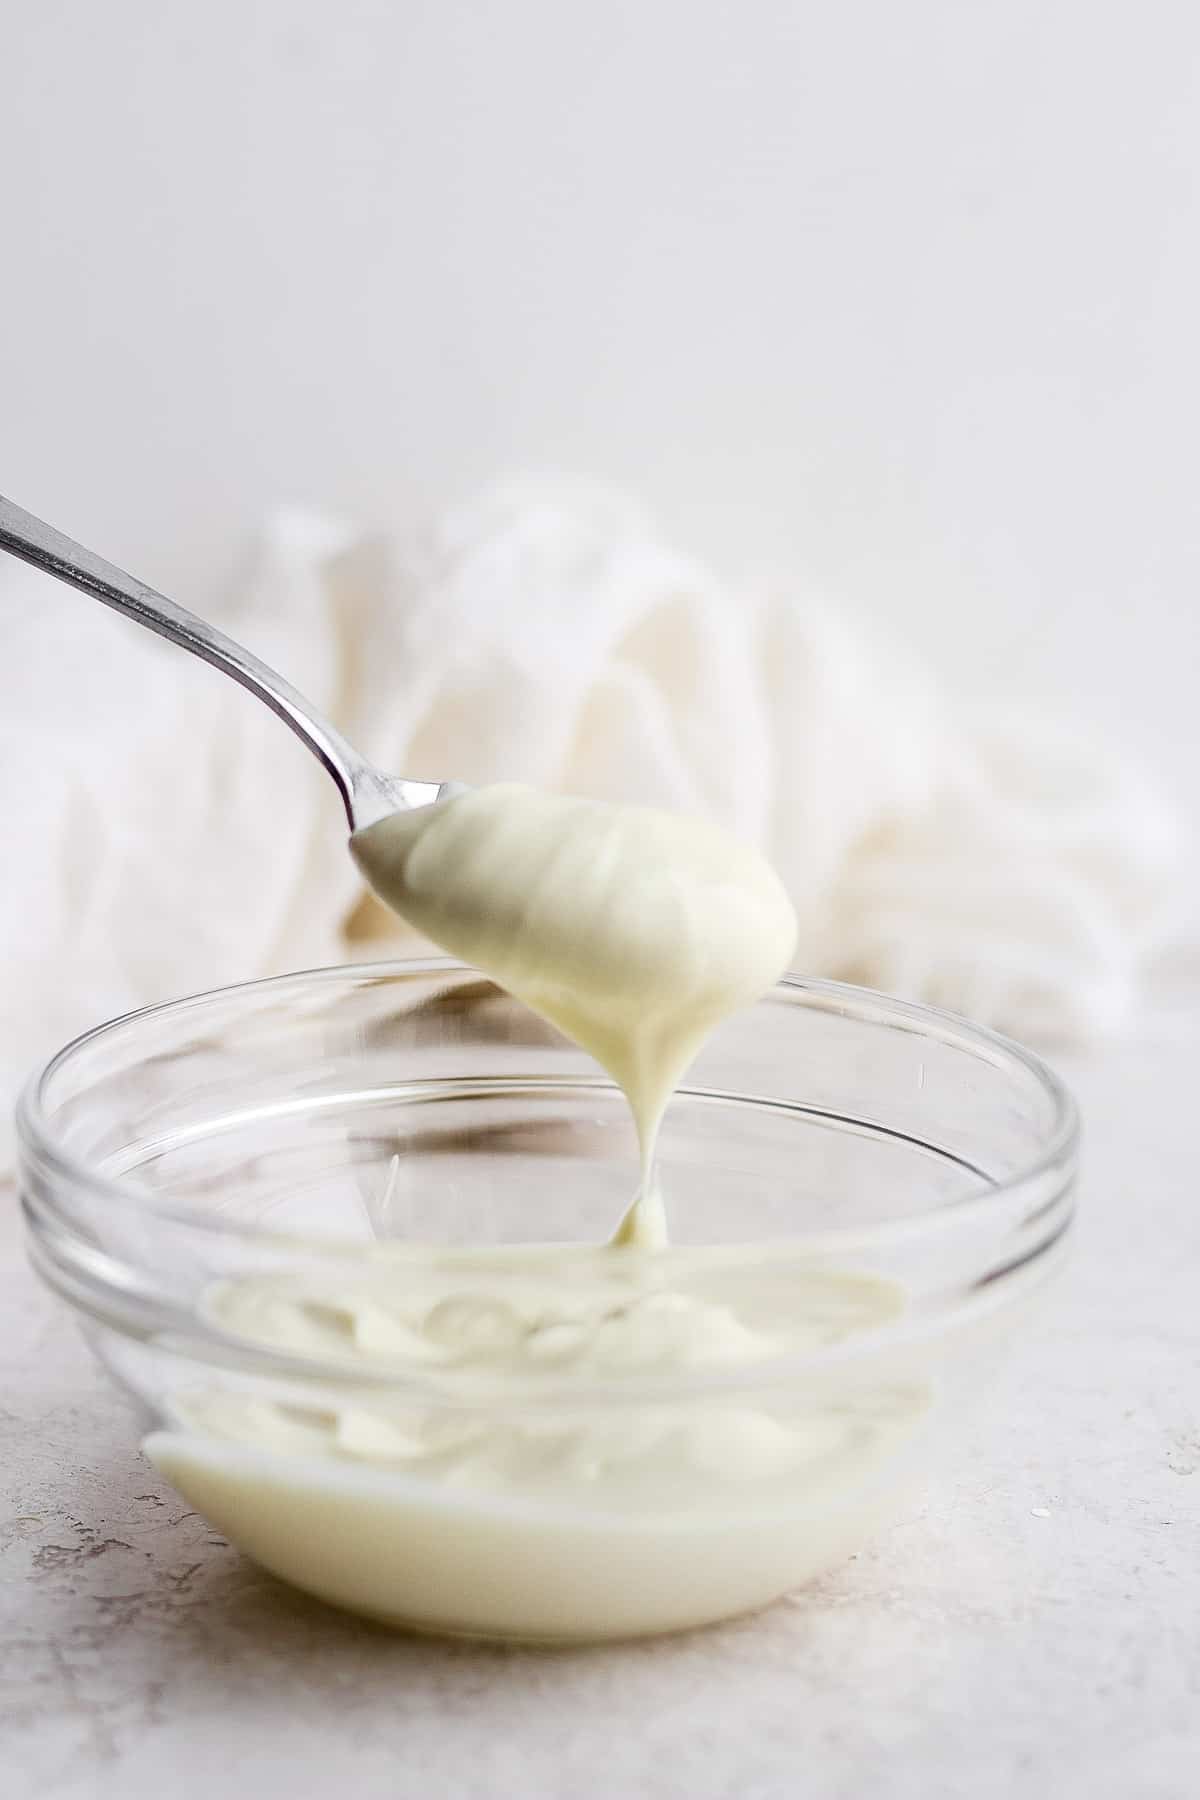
top-left (0, 476), bottom-right (1181, 1166)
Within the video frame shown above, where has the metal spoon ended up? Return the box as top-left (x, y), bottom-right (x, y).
top-left (0, 492), bottom-right (456, 830)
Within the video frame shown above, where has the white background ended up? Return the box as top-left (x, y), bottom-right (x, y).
top-left (3, 0), bottom-right (1198, 814)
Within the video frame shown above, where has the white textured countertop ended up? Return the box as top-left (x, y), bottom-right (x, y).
top-left (3, 1000), bottom-right (1198, 1800)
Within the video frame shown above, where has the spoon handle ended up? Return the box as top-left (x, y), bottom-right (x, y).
top-left (0, 491), bottom-right (365, 824)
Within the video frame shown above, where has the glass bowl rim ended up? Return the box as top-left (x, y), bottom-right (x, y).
top-left (16, 955), bottom-right (1080, 1253)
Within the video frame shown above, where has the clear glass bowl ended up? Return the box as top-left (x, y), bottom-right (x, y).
top-left (17, 959), bottom-right (1078, 1643)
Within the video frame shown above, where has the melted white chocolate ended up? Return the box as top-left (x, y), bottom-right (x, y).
top-left (150, 1251), bottom-right (929, 1638)
top-left (351, 784), bottom-right (798, 1244)
top-left (199, 1248), bottom-right (906, 1384)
